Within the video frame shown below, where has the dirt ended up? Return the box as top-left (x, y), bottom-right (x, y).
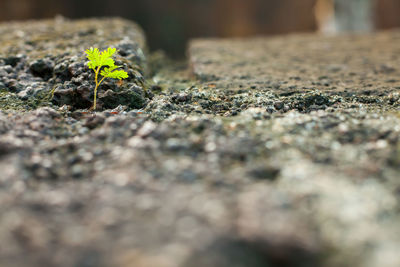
top-left (0, 18), bottom-right (399, 267)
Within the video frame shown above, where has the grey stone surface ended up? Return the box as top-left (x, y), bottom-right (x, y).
top-left (189, 32), bottom-right (400, 96)
top-left (0, 18), bottom-right (400, 267)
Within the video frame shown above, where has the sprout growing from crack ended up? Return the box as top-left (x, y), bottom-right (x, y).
top-left (85, 47), bottom-right (128, 110)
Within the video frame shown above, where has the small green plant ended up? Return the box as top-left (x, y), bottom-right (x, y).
top-left (85, 47), bottom-right (128, 110)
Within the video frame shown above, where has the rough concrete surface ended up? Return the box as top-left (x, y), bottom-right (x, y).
top-left (0, 18), bottom-right (399, 267)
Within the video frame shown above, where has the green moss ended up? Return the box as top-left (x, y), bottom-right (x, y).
top-left (0, 89), bottom-right (55, 111)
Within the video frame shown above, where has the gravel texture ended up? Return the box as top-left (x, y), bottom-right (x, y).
top-left (0, 18), bottom-right (400, 267)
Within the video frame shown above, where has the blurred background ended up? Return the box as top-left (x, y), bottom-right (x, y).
top-left (1, 0), bottom-right (400, 57)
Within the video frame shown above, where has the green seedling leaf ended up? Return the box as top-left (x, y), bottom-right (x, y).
top-left (85, 47), bottom-right (117, 70)
top-left (101, 66), bottom-right (129, 80)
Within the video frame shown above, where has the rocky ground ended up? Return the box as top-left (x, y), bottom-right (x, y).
top-left (0, 18), bottom-right (399, 267)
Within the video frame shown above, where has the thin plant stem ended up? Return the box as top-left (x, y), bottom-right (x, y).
top-left (93, 68), bottom-right (106, 110)
top-left (93, 66), bottom-right (100, 110)
top-left (93, 83), bottom-right (99, 110)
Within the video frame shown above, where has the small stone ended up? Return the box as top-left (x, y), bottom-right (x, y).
top-left (172, 93), bottom-right (192, 103)
top-left (54, 62), bottom-right (71, 80)
top-left (29, 59), bottom-right (54, 80)
top-left (83, 114), bottom-right (106, 129)
top-left (266, 106), bottom-right (275, 113)
top-left (248, 164), bottom-right (280, 181)
top-left (6, 79), bottom-right (23, 92)
top-left (71, 164), bottom-right (84, 178)
top-left (3, 55), bottom-right (24, 67)
top-left (274, 101), bottom-right (284, 110)
top-left (17, 89), bottom-right (32, 100)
